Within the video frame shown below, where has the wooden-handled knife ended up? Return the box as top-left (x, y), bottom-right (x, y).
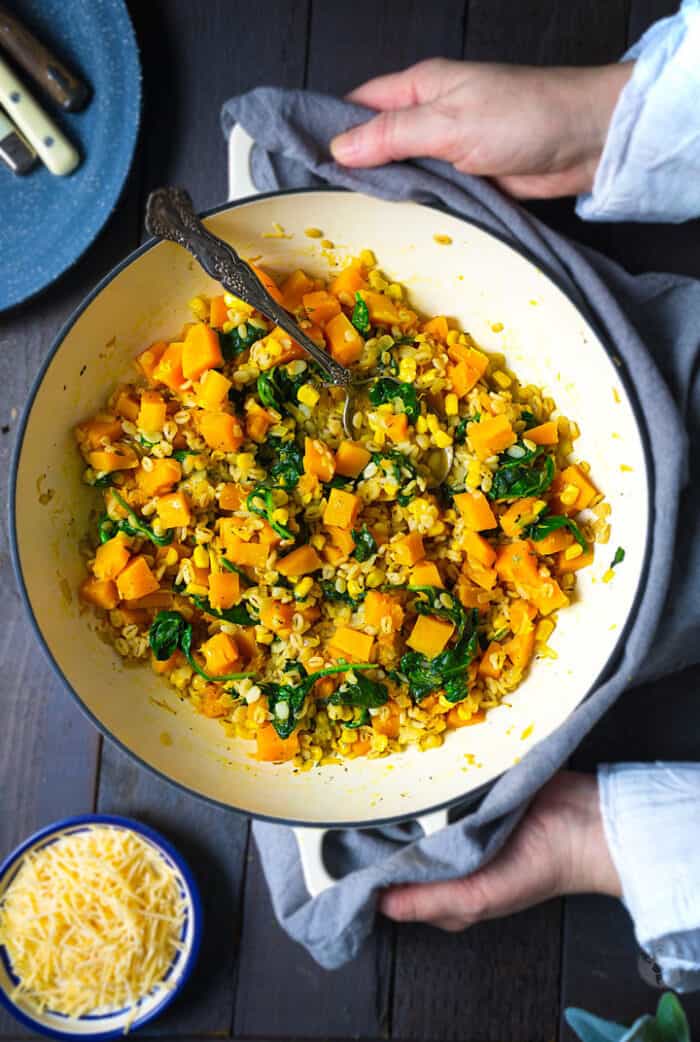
top-left (0, 3), bottom-right (89, 112)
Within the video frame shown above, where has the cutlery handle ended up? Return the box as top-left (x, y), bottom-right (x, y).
top-left (0, 106), bottom-right (35, 174)
top-left (0, 54), bottom-right (79, 175)
top-left (0, 3), bottom-right (89, 111)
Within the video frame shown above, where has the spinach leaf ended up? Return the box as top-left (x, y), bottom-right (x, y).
top-left (351, 292), bottom-right (370, 335)
top-left (397, 609), bottom-right (479, 703)
top-left (257, 362), bottom-right (316, 415)
top-left (526, 514), bottom-right (587, 551)
top-left (454, 412), bottom-right (481, 445)
top-left (370, 450), bottom-right (417, 506)
top-left (329, 670), bottom-right (388, 709)
top-left (246, 484), bottom-right (294, 541)
top-left (261, 661), bottom-right (379, 739)
top-left (258, 436), bottom-right (304, 490)
top-left (352, 524), bottom-right (377, 562)
top-left (172, 448), bottom-right (199, 463)
top-left (149, 610), bottom-right (255, 682)
top-left (221, 558), bottom-right (254, 587)
top-left (376, 349), bottom-right (399, 377)
top-left (319, 580), bottom-right (365, 607)
top-left (520, 410), bottom-right (538, 429)
top-left (93, 473), bottom-right (114, 488)
top-left (368, 378), bottom-right (419, 423)
top-left (100, 489), bottom-right (173, 547)
top-left (182, 589), bottom-right (257, 626)
top-left (342, 708), bottom-right (370, 729)
top-left (218, 322), bottom-right (266, 360)
top-left (488, 446), bottom-right (555, 501)
top-left (611, 546), bottom-right (625, 568)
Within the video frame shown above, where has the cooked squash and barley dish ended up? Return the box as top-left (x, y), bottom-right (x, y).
top-left (76, 250), bottom-right (611, 766)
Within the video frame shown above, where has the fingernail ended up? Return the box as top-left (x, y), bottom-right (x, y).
top-left (330, 131), bottom-right (357, 163)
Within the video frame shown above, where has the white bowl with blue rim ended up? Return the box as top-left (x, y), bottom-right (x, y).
top-left (0, 814), bottom-right (202, 1039)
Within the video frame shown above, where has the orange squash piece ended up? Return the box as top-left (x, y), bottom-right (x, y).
top-left (462, 530), bottom-right (497, 568)
top-left (253, 326), bottom-right (306, 369)
top-left (245, 401), bottom-right (273, 443)
top-left (197, 369), bottom-right (232, 409)
top-left (364, 590), bottom-right (404, 633)
top-left (410, 561), bottom-right (443, 587)
top-left (277, 545), bottom-right (323, 578)
top-left (137, 390), bottom-right (167, 432)
top-left (532, 527), bottom-right (573, 555)
top-left (495, 540), bottom-right (540, 586)
top-left (446, 707), bottom-right (486, 730)
top-left (406, 616), bottom-right (454, 658)
top-left (208, 571), bottom-right (240, 610)
top-left (323, 488), bottom-right (361, 529)
top-left (372, 703), bottom-right (400, 739)
top-left (156, 491), bottom-right (192, 529)
top-left (304, 437), bottom-right (336, 482)
top-left (478, 642), bottom-right (504, 679)
top-left (509, 598), bottom-right (537, 634)
top-left (221, 533), bottom-right (269, 570)
top-left (260, 600), bottom-right (295, 634)
top-left (208, 295), bottom-right (229, 329)
top-left (153, 342), bottom-right (187, 392)
top-left (526, 421), bottom-right (558, 445)
top-left (504, 630), bottom-right (536, 672)
top-left (200, 632), bottom-right (239, 675)
top-left (93, 534), bottom-right (131, 582)
top-left (330, 262), bottom-right (367, 306)
top-left (325, 525), bottom-right (356, 557)
top-left (422, 315), bottom-right (449, 341)
top-left (468, 415), bottom-right (516, 459)
top-left (282, 269), bottom-right (316, 311)
top-left (550, 465), bottom-right (598, 515)
top-left (385, 413), bottom-right (409, 443)
top-left (80, 576), bottom-right (119, 611)
top-left (453, 491), bottom-right (497, 531)
top-left (256, 723), bottom-right (299, 762)
top-left (462, 559), bottom-right (498, 590)
top-left (116, 556), bottom-right (159, 601)
top-left (182, 322), bottom-right (224, 381)
top-left (499, 497), bottom-right (542, 537)
top-left (325, 312), bottom-right (364, 366)
top-left (136, 340), bottom-right (168, 383)
top-left (113, 388), bottom-right (140, 423)
top-left (302, 290), bottom-right (341, 326)
top-left (198, 411), bottom-right (244, 452)
top-left (556, 547), bottom-right (595, 573)
top-left (529, 579), bottom-right (569, 616)
top-left (393, 532), bottom-right (425, 567)
top-left (334, 440), bottom-right (371, 478)
top-left (359, 290), bottom-right (400, 326)
top-left (75, 415), bottom-right (123, 450)
top-left (88, 446), bottom-right (138, 473)
top-left (250, 264), bottom-right (285, 306)
top-left (218, 483), bottom-right (244, 511)
top-left (328, 626), bottom-right (375, 662)
top-left (136, 458), bottom-right (182, 498)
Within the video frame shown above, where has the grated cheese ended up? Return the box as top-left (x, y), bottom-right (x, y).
top-left (0, 826), bottom-right (186, 1021)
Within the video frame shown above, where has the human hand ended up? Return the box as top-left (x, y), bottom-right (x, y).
top-left (379, 771), bottom-right (621, 931)
top-left (330, 59), bottom-right (633, 198)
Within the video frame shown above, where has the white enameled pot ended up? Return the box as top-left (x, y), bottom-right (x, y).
top-left (11, 132), bottom-right (651, 895)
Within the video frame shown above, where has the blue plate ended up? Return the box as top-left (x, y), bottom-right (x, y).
top-left (0, 0), bottom-right (141, 311)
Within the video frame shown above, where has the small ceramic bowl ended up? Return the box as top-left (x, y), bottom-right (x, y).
top-left (0, 815), bottom-right (202, 1039)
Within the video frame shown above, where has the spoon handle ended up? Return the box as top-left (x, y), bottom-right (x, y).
top-left (145, 187), bottom-right (352, 387)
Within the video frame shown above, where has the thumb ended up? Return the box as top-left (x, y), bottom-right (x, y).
top-left (378, 875), bottom-right (492, 926)
top-left (330, 103), bottom-right (454, 168)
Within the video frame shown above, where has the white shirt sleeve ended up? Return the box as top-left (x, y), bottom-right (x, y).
top-left (598, 763), bottom-right (700, 992)
top-left (576, 0), bottom-right (700, 222)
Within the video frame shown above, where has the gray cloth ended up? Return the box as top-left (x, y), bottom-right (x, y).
top-left (221, 88), bottom-right (700, 969)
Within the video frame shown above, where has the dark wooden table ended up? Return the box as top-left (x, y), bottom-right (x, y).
top-left (2, 1), bottom-right (699, 1039)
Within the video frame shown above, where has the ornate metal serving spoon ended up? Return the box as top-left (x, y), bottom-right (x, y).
top-left (144, 186), bottom-right (452, 484)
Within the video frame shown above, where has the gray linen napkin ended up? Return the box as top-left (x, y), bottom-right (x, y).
top-left (221, 88), bottom-right (700, 970)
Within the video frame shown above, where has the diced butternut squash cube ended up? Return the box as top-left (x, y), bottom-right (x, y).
top-left (385, 413), bottom-right (409, 443)
top-left (136, 340), bottom-right (168, 382)
top-left (328, 626), bottom-right (375, 662)
top-left (151, 649), bottom-right (183, 675)
top-left (526, 421), bottom-right (558, 445)
top-left (153, 342), bottom-right (186, 391)
top-left (422, 315), bottom-right (449, 341)
top-left (359, 290), bottom-right (400, 325)
top-left (478, 641), bottom-right (504, 678)
top-left (198, 411), bottom-right (244, 452)
top-left (556, 547), bottom-right (595, 573)
top-left (80, 576), bottom-right (119, 611)
top-left (372, 703), bottom-right (400, 738)
top-left (88, 446), bottom-right (138, 473)
top-left (302, 290), bottom-right (341, 326)
top-left (468, 415), bottom-right (516, 459)
top-left (410, 561), bottom-right (443, 587)
top-left (116, 556), bottom-right (159, 601)
top-left (509, 598), bottom-right (537, 635)
top-left (454, 491), bottom-right (496, 531)
top-left (495, 540), bottom-right (540, 586)
top-left (323, 488), bottom-right (361, 528)
top-left (156, 491), bottom-right (191, 528)
top-left (462, 559), bottom-right (498, 590)
top-left (93, 534), bottom-right (131, 581)
top-left (208, 295), bottom-right (229, 329)
top-left (325, 312), bottom-right (364, 366)
top-left (256, 722), bottom-right (299, 762)
top-left (326, 525), bottom-right (356, 557)
top-left (282, 268), bottom-right (316, 311)
top-left (304, 437), bottom-right (335, 482)
top-left (393, 532), bottom-right (425, 567)
top-left (113, 388), bottom-right (140, 423)
top-left (529, 577), bottom-right (569, 616)
top-left (406, 615), bottom-right (454, 658)
top-left (364, 591), bottom-right (404, 632)
top-left (250, 263), bottom-right (284, 306)
top-left (532, 528), bottom-right (573, 555)
top-left (222, 534), bottom-right (269, 570)
top-left (197, 368), bottom-right (232, 409)
top-left (75, 414), bottom-right (123, 450)
top-left (209, 571), bottom-right (240, 610)
top-left (446, 707), bottom-right (486, 729)
top-left (260, 600), bottom-right (295, 634)
top-left (200, 632), bottom-right (239, 675)
top-left (137, 390), bottom-right (166, 432)
top-left (245, 401), bottom-right (273, 443)
top-left (334, 440), bottom-right (371, 478)
top-left (504, 630), bottom-right (536, 672)
top-left (499, 497), bottom-right (542, 537)
top-left (462, 530), bottom-right (497, 568)
top-left (252, 326), bottom-right (306, 369)
top-left (447, 347), bottom-right (489, 398)
top-left (136, 458), bottom-right (182, 497)
top-left (277, 545), bottom-right (323, 578)
top-left (183, 322), bottom-right (224, 381)
top-left (550, 465), bottom-right (598, 514)
top-left (330, 261), bottom-right (367, 305)
top-left (219, 483), bottom-right (244, 511)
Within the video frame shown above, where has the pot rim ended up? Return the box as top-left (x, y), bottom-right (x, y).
top-left (9, 186), bottom-right (655, 829)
